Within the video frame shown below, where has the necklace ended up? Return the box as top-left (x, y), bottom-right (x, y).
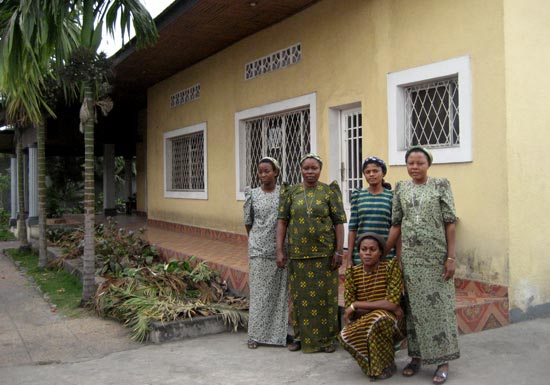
top-left (411, 178), bottom-right (429, 223)
top-left (303, 186), bottom-right (317, 218)
top-left (362, 263), bottom-right (381, 300)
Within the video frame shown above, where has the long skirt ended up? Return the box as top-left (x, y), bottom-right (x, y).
top-left (288, 257), bottom-right (339, 353)
top-left (247, 257), bottom-right (289, 346)
top-left (403, 263), bottom-right (460, 364)
top-left (338, 310), bottom-right (404, 377)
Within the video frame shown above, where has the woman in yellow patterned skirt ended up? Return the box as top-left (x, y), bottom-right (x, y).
top-left (338, 233), bottom-right (405, 380)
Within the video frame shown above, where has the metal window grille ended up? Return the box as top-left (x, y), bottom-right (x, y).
top-left (343, 111), bottom-right (363, 203)
top-left (244, 43), bottom-right (302, 80)
top-left (170, 84), bottom-right (201, 108)
top-left (404, 77), bottom-right (459, 149)
top-left (170, 131), bottom-right (204, 191)
top-left (245, 108), bottom-right (310, 188)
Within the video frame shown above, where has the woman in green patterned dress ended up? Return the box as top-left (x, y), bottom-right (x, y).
top-left (276, 153), bottom-right (347, 353)
top-left (386, 146), bottom-right (459, 385)
top-left (338, 233), bottom-right (405, 380)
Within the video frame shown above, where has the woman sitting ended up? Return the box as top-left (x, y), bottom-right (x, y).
top-left (338, 233), bottom-right (405, 381)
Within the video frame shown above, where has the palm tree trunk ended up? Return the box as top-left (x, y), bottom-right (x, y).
top-left (16, 127), bottom-right (29, 250)
top-left (81, 85), bottom-right (96, 304)
top-left (37, 119), bottom-right (47, 267)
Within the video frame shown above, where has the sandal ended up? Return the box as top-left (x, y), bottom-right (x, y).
top-left (402, 359), bottom-right (421, 377)
top-left (247, 339), bottom-right (258, 349)
top-left (320, 344), bottom-right (336, 353)
top-left (287, 340), bottom-right (301, 351)
top-left (373, 363), bottom-right (397, 380)
top-left (432, 364), bottom-right (449, 384)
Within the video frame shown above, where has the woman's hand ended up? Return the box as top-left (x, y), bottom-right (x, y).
top-left (331, 253), bottom-right (343, 270)
top-left (343, 305), bottom-right (354, 325)
top-left (276, 250), bottom-right (287, 269)
top-left (443, 258), bottom-right (455, 281)
top-left (393, 305), bottom-right (404, 321)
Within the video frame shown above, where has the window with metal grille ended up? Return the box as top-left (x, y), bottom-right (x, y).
top-left (244, 108), bottom-right (310, 188)
top-left (387, 56), bottom-right (472, 165)
top-left (405, 78), bottom-right (459, 149)
top-left (343, 110), bottom-right (363, 203)
top-left (164, 123), bottom-right (207, 199)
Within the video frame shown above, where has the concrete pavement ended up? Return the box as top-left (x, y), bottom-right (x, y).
top-left (1, 241), bottom-right (550, 385)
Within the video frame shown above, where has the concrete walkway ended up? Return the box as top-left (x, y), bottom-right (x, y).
top-left (1, 241), bottom-right (549, 385)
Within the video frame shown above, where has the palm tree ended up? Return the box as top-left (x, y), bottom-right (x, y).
top-left (65, 0), bottom-right (158, 303)
top-left (0, 0), bottom-right (80, 263)
top-left (1, 1), bottom-right (157, 302)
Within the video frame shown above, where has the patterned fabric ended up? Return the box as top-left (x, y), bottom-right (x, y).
top-left (244, 186), bottom-right (280, 259)
top-left (348, 188), bottom-right (394, 264)
top-left (392, 177), bottom-right (460, 365)
top-left (278, 180), bottom-right (346, 353)
top-left (248, 257), bottom-right (289, 346)
top-left (289, 257), bottom-right (339, 352)
top-left (278, 181), bottom-right (347, 260)
top-left (338, 260), bottom-right (405, 378)
top-left (244, 185), bottom-right (289, 346)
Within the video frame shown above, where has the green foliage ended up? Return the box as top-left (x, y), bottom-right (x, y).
top-left (45, 156), bottom-right (84, 218)
top-left (6, 248), bottom-right (85, 318)
top-left (0, 209), bottom-right (15, 241)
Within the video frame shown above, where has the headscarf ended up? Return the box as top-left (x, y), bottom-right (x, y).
top-left (259, 156), bottom-right (280, 173)
top-left (300, 153), bottom-right (323, 166)
top-left (356, 232), bottom-right (386, 253)
top-left (362, 156), bottom-right (387, 176)
top-left (405, 146), bottom-right (433, 166)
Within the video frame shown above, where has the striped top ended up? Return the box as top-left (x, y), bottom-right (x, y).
top-left (343, 259), bottom-right (402, 307)
top-left (348, 188), bottom-right (394, 264)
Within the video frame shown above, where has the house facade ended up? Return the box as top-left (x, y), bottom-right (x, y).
top-left (129, 0), bottom-right (550, 321)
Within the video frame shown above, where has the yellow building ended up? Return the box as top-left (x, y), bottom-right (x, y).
top-left (114, 0), bottom-right (550, 322)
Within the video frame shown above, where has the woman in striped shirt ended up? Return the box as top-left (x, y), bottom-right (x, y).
top-left (338, 233), bottom-right (405, 380)
top-left (346, 157), bottom-right (396, 266)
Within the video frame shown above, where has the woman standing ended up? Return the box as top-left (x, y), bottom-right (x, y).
top-left (338, 233), bottom-right (405, 380)
top-left (244, 157), bottom-right (288, 349)
top-left (386, 146), bottom-right (459, 384)
top-left (276, 153), bottom-right (346, 353)
top-left (347, 156), bottom-right (395, 266)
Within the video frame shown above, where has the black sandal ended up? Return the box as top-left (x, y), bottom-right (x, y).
top-left (247, 339), bottom-right (258, 349)
top-left (432, 364), bottom-right (449, 384)
top-left (287, 340), bottom-right (301, 351)
top-left (402, 360), bottom-right (421, 377)
top-left (373, 363), bottom-right (397, 381)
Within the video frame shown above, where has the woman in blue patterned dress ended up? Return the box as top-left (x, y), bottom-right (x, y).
top-left (346, 156), bottom-right (396, 267)
top-left (244, 157), bottom-right (288, 349)
top-left (386, 146), bottom-right (459, 384)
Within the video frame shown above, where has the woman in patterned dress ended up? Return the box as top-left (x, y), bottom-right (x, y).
top-left (346, 156), bottom-right (396, 267)
top-left (276, 153), bottom-right (347, 353)
top-left (244, 157), bottom-right (288, 349)
top-left (385, 146), bottom-right (459, 384)
top-left (338, 233), bottom-right (405, 380)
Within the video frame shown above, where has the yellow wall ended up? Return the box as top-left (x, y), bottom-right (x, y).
top-left (147, 0), bottom-right (508, 285)
top-left (504, 0), bottom-right (550, 315)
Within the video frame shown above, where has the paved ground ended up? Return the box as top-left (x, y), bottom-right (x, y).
top-left (1, 241), bottom-right (549, 385)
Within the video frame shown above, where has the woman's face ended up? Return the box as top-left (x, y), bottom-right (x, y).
top-left (406, 151), bottom-right (430, 183)
top-left (363, 163), bottom-right (384, 187)
top-left (258, 162), bottom-right (277, 186)
top-left (359, 238), bottom-right (381, 268)
top-left (301, 158), bottom-right (321, 185)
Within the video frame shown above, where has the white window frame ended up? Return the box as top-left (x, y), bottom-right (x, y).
top-left (387, 55), bottom-right (472, 165)
top-left (235, 93), bottom-right (317, 201)
top-left (164, 122), bottom-right (208, 200)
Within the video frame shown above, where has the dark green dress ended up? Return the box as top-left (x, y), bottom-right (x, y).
top-left (278, 181), bottom-right (346, 352)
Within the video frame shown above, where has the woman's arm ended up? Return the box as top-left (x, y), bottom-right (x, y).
top-left (346, 230), bottom-right (357, 267)
top-left (276, 219), bottom-right (288, 268)
top-left (332, 223), bottom-right (344, 270)
top-left (443, 222), bottom-right (456, 281)
top-left (385, 225), bottom-right (401, 255)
